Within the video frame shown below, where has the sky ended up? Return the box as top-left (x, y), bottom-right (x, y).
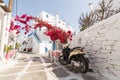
top-left (3, 0), bottom-right (99, 32)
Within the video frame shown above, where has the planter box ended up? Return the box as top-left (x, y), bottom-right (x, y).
top-left (5, 50), bottom-right (15, 60)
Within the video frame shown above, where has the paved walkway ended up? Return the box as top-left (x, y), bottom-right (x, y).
top-left (0, 52), bottom-right (109, 80)
top-left (0, 52), bottom-right (20, 72)
top-left (0, 52), bottom-right (85, 80)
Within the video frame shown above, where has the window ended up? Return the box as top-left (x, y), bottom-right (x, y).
top-left (59, 21), bottom-right (61, 23)
top-left (39, 28), bottom-right (41, 31)
top-left (46, 14), bottom-right (49, 18)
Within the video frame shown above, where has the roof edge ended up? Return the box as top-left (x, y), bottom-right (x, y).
top-left (0, 0), bottom-right (10, 12)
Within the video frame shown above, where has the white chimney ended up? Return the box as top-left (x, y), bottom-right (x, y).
top-left (89, 3), bottom-right (94, 12)
top-left (89, 0), bottom-right (94, 13)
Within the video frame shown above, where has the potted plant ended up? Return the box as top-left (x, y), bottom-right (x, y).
top-left (4, 45), bottom-right (14, 60)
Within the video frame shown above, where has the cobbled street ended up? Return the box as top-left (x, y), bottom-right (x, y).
top-left (0, 52), bottom-right (85, 80)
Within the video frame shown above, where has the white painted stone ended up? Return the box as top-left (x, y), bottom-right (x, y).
top-left (94, 53), bottom-right (108, 59)
top-left (70, 13), bottom-right (120, 79)
top-left (108, 60), bottom-right (120, 66)
top-left (113, 41), bottom-right (120, 51)
top-left (109, 51), bottom-right (120, 60)
top-left (105, 29), bottom-right (120, 41)
top-left (105, 45), bottom-right (113, 50)
top-left (100, 49), bottom-right (111, 54)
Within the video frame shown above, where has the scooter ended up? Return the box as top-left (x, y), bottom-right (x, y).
top-left (59, 44), bottom-right (89, 73)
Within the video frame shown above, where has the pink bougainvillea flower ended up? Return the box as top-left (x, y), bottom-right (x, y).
top-left (15, 25), bottom-right (20, 29)
top-left (14, 15), bottom-right (19, 21)
top-left (20, 14), bottom-right (27, 18)
top-left (16, 30), bottom-right (20, 34)
top-left (67, 30), bottom-right (71, 35)
top-left (9, 14), bottom-right (72, 43)
top-left (24, 32), bottom-right (27, 34)
top-left (26, 16), bottom-right (34, 21)
top-left (18, 19), bottom-right (27, 25)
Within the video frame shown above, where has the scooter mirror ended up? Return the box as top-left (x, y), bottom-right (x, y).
top-left (81, 47), bottom-right (84, 52)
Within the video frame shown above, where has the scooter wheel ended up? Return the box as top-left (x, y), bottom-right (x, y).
top-left (59, 55), bottom-right (69, 65)
top-left (71, 57), bottom-right (89, 73)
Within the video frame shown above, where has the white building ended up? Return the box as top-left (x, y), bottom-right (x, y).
top-left (38, 11), bottom-right (74, 32)
top-left (21, 11), bottom-right (74, 54)
top-left (37, 11), bottom-right (74, 50)
top-left (24, 30), bottom-right (52, 55)
top-left (0, 0), bottom-right (12, 60)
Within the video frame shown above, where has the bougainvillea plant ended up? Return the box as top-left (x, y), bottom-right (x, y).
top-left (9, 14), bottom-right (72, 44)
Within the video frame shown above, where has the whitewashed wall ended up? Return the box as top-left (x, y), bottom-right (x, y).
top-left (39, 42), bottom-right (52, 55)
top-left (0, 7), bottom-right (12, 59)
top-left (70, 13), bottom-right (120, 80)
